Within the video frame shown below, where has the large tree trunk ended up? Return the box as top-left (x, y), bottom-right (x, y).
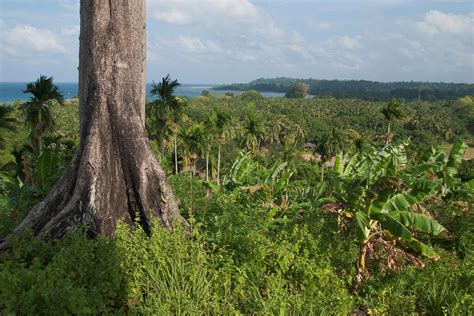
top-left (1, 0), bottom-right (180, 246)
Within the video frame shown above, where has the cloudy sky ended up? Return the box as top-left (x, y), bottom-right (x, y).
top-left (0, 0), bottom-right (473, 83)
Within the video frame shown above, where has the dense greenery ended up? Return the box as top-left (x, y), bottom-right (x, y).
top-left (215, 77), bottom-right (474, 101)
top-left (0, 78), bottom-right (473, 314)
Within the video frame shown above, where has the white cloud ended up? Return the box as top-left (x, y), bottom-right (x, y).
top-left (61, 26), bottom-right (79, 37)
top-left (416, 10), bottom-right (474, 36)
top-left (153, 10), bottom-right (190, 25)
top-left (338, 36), bottom-right (361, 50)
top-left (147, 0), bottom-right (311, 69)
top-left (1, 24), bottom-right (66, 57)
top-left (148, 0), bottom-right (259, 25)
top-left (176, 36), bottom-right (223, 54)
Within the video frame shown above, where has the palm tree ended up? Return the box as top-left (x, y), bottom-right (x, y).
top-left (320, 128), bottom-right (345, 161)
top-left (0, 105), bottom-right (17, 146)
top-left (267, 118), bottom-right (286, 145)
top-left (292, 123), bottom-right (306, 145)
top-left (179, 123), bottom-right (205, 176)
top-left (241, 112), bottom-right (266, 152)
top-left (381, 98), bottom-right (404, 146)
top-left (213, 107), bottom-right (232, 185)
top-left (169, 100), bottom-right (186, 174)
top-left (19, 75), bottom-right (64, 153)
top-left (202, 117), bottom-right (214, 182)
top-left (148, 74), bottom-right (181, 156)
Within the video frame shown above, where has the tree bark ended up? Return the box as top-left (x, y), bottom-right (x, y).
top-left (1, 0), bottom-right (181, 246)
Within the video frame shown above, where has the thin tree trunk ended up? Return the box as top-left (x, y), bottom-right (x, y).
top-left (217, 141), bottom-right (221, 185)
top-left (1, 0), bottom-right (181, 247)
top-left (174, 133), bottom-right (178, 174)
top-left (205, 152), bottom-right (209, 182)
top-left (160, 125), bottom-right (165, 156)
top-left (385, 122), bottom-right (391, 146)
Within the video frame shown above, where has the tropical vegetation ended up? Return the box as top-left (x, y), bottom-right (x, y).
top-left (0, 76), bottom-right (473, 314)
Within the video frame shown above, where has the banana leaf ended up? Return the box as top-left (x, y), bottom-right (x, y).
top-left (343, 153), bottom-right (359, 176)
top-left (334, 154), bottom-right (343, 176)
top-left (354, 212), bottom-right (371, 242)
top-left (389, 211), bottom-right (446, 235)
top-left (408, 239), bottom-right (440, 259)
top-left (380, 180), bottom-right (438, 214)
top-left (265, 161), bottom-right (288, 185)
top-left (371, 212), bottom-right (413, 241)
top-left (445, 139), bottom-right (468, 176)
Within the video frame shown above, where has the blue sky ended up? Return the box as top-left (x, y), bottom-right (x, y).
top-left (0, 0), bottom-right (473, 83)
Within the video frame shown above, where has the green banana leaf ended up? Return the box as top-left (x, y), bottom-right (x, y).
top-left (389, 211), bottom-right (446, 235)
top-left (371, 212), bottom-right (413, 240)
top-left (408, 239), bottom-right (440, 259)
top-left (343, 153), bottom-right (359, 176)
top-left (354, 212), bottom-right (371, 242)
top-left (380, 181), bottom-right (438, 214)
top-left (334, 154), bottom-right (343, 176)
top-left (265, 161), bottom-right (287, 185)
top-left (445, 139), bottom-right (468, 176)
top-left (35, 147), bottom-right (60, 190)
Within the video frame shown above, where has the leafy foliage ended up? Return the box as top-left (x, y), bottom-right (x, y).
top-left (0, 78), bottom-right (473, 314)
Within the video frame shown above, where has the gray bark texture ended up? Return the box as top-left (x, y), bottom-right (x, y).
top-left (1, 0), bottom-right (181, 246)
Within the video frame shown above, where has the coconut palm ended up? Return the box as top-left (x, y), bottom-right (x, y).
top-left (169, 99), bottom-right (186, 174)
top-left (320, 128), bottom-right (345, 161)
top-left (381, 98), bottom-right (404, 146)
top-left (241, 112), bottom-right (266, 152)
top-left (19, 75), bottom-right (64, 153)
top-left (213, 107), bottom-right (232, 184)
top-left (148, 74), bottom-right (181, 156)
top-left (179, 123), bottom-right (206, 176)
top-left (267, 118), bottom-right (286, 145)
top-left (202, 117), bottom-right (215, 182)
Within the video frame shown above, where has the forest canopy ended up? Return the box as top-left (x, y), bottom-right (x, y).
top-left (214, 77), bottom-right (474, 101)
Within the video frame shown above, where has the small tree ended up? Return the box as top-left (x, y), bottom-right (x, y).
top-left (285, 82), bottom-right (310, 99)
top-left (381, 98), bottom-right (404, 146)
top-left (148, 75), bottom-right (181, 156)
top-left (19, 75), bottom-right (64, 153)
top-left (213, 107), bottom-right (232, 185)
top-left (241, 112), bottom-right (266, 152)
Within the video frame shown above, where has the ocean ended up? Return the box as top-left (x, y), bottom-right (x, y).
top-left (0, 82), bottom-right (284, 103)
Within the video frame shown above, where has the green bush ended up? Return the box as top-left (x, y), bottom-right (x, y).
top-left (360, 250), bottom-right (473, 315)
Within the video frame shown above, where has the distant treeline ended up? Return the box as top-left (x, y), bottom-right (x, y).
top-left (214, 77), bottom-right (474, 101)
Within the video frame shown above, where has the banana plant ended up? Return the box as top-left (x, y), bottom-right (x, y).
top-left (324, 140), bottom-right (466, 284)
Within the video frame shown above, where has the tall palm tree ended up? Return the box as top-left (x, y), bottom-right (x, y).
top-left (19, 75), bottom-right (64, 153)
top-left (381, 98), bottom-right (404, 146)
top-left (202, 117), bottom-right (214, 182)
top-left (170, 100), bottom-right (186, 174)
top-left (213, 107), bottom-right (232, 185)
top-left (148, 74), bottom-right (181, 156)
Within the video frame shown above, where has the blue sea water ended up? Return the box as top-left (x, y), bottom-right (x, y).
top-left (0, 82), bottom-right (284, 103)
